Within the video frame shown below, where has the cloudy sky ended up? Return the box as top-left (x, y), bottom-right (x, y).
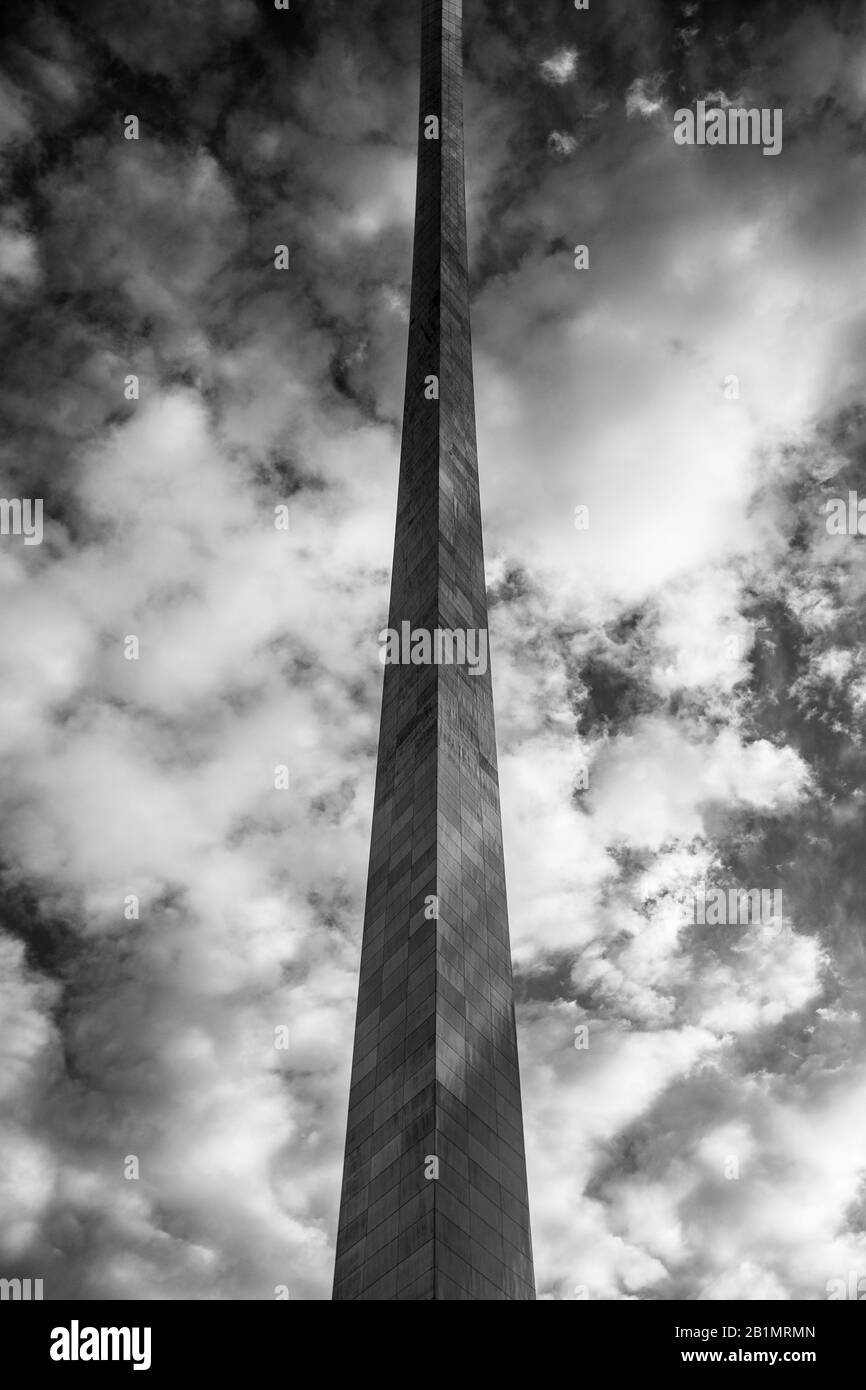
top-left (2, 0), bottom-right (866, 1301)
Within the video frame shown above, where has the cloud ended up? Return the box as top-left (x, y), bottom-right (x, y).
top-left (539, 48), bottom-right (579, 86)
top-left (625, 75), bottom-right (666, 119)
top-left (0, 223), bottom-right (39, 289)
top-left (547, 130), bottom-right (579, 157)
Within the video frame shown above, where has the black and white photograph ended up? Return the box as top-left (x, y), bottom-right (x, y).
top-left (1, 0), bottom-right (865, 1356)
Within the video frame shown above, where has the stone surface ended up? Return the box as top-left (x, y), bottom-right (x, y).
top-left (332, 0), bottom-right (535, 1302)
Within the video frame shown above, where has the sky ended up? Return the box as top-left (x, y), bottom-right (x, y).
top-left (1, 0), bottom-right (866, 1300)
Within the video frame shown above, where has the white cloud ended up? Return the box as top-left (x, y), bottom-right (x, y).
top-left (625, 76), bottom-right (665, 119)
top-left (548, 130), bottom-right (579, 156)
top-left (0, 226), bottom-right (39, 287)
top-left (540, 48), bottom-right (578, 85)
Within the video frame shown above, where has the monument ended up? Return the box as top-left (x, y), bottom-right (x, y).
top-left (333, 0), bottom-right (536, 1301)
